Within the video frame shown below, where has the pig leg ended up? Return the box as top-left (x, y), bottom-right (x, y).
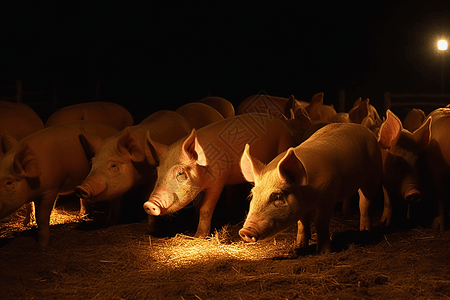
top-left (314, 204), bottom-right (335, 254)
top-left (194, 185), bottom-right (223, 238)
top-left (295, 213), bottom-right (311, 249)
top-left (34, 195), bottom-right (57, 247)
top-left (433, 180), bottom-right (449, 231)
top-left (358, 189), bottom-right (373, 231)
top-left (380, 187), bottom-right (392, 226)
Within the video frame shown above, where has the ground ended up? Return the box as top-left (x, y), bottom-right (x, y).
top-left (1, 199), bottom-right (450, 300)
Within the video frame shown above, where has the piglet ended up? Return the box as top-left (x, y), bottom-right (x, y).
top-left (239, 123), bottom-right (383, 254)
top-left (143, 113), bottom-right (295, 238)
top-left (425, 107), bottom-right (450, 230)
top-left (0, 121), bottom-right (118, 247)
top-left (378, 110), bottom-right (430, 226)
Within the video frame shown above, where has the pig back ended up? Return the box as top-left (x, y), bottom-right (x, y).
top-left (176, 102), bottom-right (224, 130)
top-left (24, 120), bottom-right (119, 193)
top-left (294, 123), bottom-right (382, 195)
top-left (45, 102), bottom-right (134, 130)
top-left (198, 96), bottom-right (235, 118)
top-left (0, 100), bottom-right (44, 141)
top-left (139, 110), bottom-right (191, 146)
top-left (196, 113), bottom-right (295, 185)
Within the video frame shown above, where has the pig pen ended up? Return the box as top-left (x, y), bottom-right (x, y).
top-left (1, 197), bottom-right (450, 300)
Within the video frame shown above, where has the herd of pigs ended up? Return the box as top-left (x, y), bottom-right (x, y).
top-left (0, 92), bottom-right (449, 255)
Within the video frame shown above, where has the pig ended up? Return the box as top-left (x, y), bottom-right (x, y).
top-left (0, 101), bottom-right (45, 225)
top-left (0, 100), bottom-right (44, 144)
top-left (239, 122), bottom-right (383, 254)
top-left (0, 121), bottom-right (118, 247)
top-left (74, 110), bottom-right (191, 222)
top-left (403, 108), bottom-right (426, 133)
top-left (424, 107), bottom-right (450, 230)
top-left (143, 113), bottom-right (295, 238)
top-left (45, 101), bottom-right (134, 130)
top-left (175, 102), bottom-right (224, 129)
top-left (377, 109), bottom-right (430, 227)
top-left (198, 96), bottom-right (235, 118)
top-left (330, 98), bottom-right (382, 134)
top-left (299, 92), bottom-right (337, 123)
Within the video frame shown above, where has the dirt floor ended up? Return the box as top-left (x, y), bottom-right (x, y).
top-left (1, 197), bottom-right (450, 300)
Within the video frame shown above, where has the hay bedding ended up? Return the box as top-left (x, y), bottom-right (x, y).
top-left (2, 203), bottom-right (450, 299)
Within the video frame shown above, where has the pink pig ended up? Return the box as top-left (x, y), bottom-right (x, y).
top-left (377, 110), bottom-right (430, 226)
top-left (424, 107), bottom-right (450, 230)
top-left (0, 101), bottom-right (45, 225)
top-left (0, 121), bottom-right (118, 247)
top-left (45, 102), bottom-right (134, 130)
top-left (74, 110), bottom-right (191, 222)
top-left (239, 123), bottom-right (383, 254)
top-left (143, 113), bottom-right (295, 238)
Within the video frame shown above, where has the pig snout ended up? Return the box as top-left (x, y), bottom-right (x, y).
top-left (404, 188), bottom-right (422, 202)
top-left (75, 184), bottom-right (92, 200)
top-left (75, 181), bottom-right (107, 200)
top-left (239, 227), bottom-right (260, 243)
top-left (143, 201), bottom-right (164, 216)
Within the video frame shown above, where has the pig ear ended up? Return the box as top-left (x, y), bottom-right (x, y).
top-left (349, 98), bottom-right (369, 124)
top-left (13, 143), bottom-right (41, 178)
top-left (117, 128), bottom-right (145, 162)
top-left (307, 92), bottom-right (324, 118)
top-left (294, 106), bottom-right (312, 130)
top-left (286, 95), bottom-right (296, 116)
top-left (361, 116), bottom-right (375, 129)
top-left (412, 116), bottom-right (431, 149)
top-left (181, 129), bottom-right (207, 166)
top-left (353, 97), bottom-right (362, 108)
top-left (378, 109), bottom-right (402, 149)
top-left (1, 129), bottom-right (18, 157)
top-left (79, 127), bottom-right (104, 160)
top-left (79, 127), bottom-right (102, 153)
top-left (145, 131), bottom-right (168, 165)
top-left (277, 148), bottom-right (307, 185)
top-left (240, 144), bottom-right (265, 183)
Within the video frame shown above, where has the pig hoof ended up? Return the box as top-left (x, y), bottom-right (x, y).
top-left (143, 202), bottom-right (161, 216)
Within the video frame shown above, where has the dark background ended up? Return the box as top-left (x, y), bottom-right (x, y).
top-left (1, 1), bottom-right (450, 121)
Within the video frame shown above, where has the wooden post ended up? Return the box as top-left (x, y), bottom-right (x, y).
top-left (16, 79), bottom-right (22, 103)
top-left (338, 89), bottom-right (345, 112)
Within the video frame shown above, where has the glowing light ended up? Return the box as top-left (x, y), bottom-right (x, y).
top-left (438, 40), bottom-right (448, 51)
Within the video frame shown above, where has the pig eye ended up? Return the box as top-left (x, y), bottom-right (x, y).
top-left (270, 192), bottom-right (285, 206)
top-left (109, 163), bottom-right (119, 173)
top-left (176, 171), bottom-right (187, 182)
top-left (4, 180), bottom-right (14, 191)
